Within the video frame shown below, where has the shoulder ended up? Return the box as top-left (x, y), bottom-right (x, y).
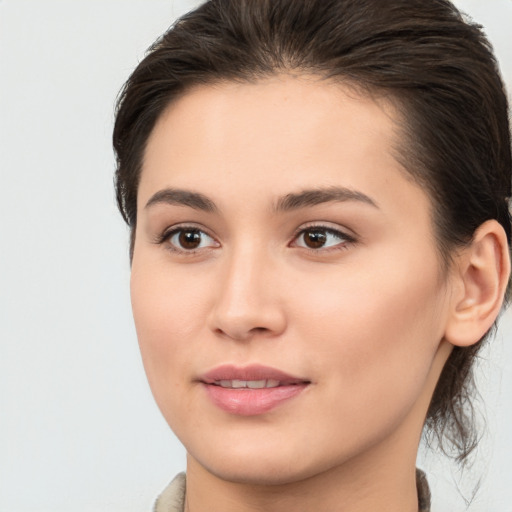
top-left (153, 473), bottom-right (186, 512)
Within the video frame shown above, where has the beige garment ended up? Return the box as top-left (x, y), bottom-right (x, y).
top-left (154, 473), bottom-right (186, 512)
top-left (154, 469), bottom-right (431, 512)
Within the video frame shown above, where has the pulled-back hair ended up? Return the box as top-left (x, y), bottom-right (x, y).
top-left (113, 0), bottom-right (511, 462)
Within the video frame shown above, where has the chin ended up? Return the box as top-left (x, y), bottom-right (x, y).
top-left (186, 435), bottom-right (351, 488)
top-left (197, 456), bottom-right (319, 486)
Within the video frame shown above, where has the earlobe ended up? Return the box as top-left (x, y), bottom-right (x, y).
top-left (444, 220), bottom-right (510, 347)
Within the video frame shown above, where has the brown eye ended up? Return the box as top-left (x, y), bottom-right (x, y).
top-left (167, 228), bottom-right (218, 251)
top-left (178, 229), bottom-right (202, 249)
top-left (294, 227), bottom-right (350, 250)
top-left (303, 229), bottom-right (328, 248)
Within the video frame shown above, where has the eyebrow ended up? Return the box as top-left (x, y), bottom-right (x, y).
top-left (144, 185), bottom-right (378, 214)
top-left (145, 188), bottom-right (218, 212)
top-left (274, 186), bottom-right (379, 212)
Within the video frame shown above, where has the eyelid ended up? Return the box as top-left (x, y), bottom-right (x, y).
top-left (152, 221), bottom-right (356, 253)
top-left (154, 223), bottom-right (220, 252)
top-left (290, 222), bottom-right (357, 250)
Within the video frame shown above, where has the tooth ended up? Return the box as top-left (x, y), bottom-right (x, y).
top-left (247, 380), bottom-right (266, 389)
top-left (216, 379), bottom-right (281, 389)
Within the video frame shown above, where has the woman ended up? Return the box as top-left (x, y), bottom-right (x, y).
top-left (113, 0), bottom-right (511, 510)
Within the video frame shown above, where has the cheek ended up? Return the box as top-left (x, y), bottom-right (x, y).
top-left (290, 257), bottom-right (446, 415)
top-left (131, 253), bottom-right (211, 338)
top-left (129, 260), bottom-right (210, 407)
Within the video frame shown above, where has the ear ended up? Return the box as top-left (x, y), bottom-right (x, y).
top-left (444, 220), bottom-right (510, 347)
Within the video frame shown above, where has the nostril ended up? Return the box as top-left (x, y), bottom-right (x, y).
top-left (213, 324), bottom-right (275, 342)
top-left (251, 327), bottom-right (270, 333)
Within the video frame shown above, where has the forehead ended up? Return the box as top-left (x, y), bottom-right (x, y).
top-left (139, 75), bottom-right (428, 221)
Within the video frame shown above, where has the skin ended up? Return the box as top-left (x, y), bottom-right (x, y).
top-left (130, 75), bottom-right (501, 512)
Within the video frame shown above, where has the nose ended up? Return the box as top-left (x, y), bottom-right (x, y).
top-left (208, 245), bottom-right (287, 341)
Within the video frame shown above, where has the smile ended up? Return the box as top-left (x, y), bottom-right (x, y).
top-left (200, 365), bottom-right (311, 416)
top-left (214, 379), bottom-right (281, 389)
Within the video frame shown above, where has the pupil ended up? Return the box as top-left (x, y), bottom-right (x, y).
top-left (179, 230), bottom-right (201, 249)
top-left (305, 230), bottom-right (326, 248)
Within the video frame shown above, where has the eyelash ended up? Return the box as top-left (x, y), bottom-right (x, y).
top-left (291, 224), bottom-right (356, 253)
top-left (155, 224), bottom-right (356, 255)
top-left (155, 225), bottom-right (218, 255)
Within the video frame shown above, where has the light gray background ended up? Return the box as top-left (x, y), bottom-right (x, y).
top-left (0, 1), bottom-right (511, 511)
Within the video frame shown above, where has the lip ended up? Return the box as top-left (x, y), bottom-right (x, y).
top-left (201, 364), bottom-right (308, 385)
top-left (199, 364), bottom-right (311, 416)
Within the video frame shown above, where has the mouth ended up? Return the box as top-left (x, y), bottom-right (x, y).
top-left (200, 364), bottom-right (310, 385)
top-left (211, 379), bottom-right (284, 389)
top-left (199, 364), bottom-right (311, 416)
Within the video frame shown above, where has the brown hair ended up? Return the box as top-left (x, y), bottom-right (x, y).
top-left (113, 0), bottom-right (511, 462)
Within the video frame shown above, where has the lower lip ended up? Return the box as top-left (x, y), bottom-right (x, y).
top-left (203, 383), bottom-right (308, 416)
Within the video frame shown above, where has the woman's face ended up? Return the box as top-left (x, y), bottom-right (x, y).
top-left (131, 76), bottom-right (454, 484)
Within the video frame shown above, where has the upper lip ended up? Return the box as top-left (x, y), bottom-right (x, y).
top-left (200, 364), bottom-right (310, 385)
